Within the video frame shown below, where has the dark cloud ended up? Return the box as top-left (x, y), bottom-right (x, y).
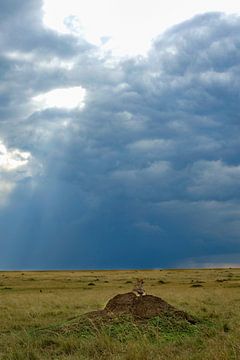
top-left (0, 0), bottom-right (90, 56)
top-left (0, 5), bottom-right (240, 269)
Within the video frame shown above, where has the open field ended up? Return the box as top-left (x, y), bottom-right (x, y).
top-left (0, 268), bottom-right (240, 359)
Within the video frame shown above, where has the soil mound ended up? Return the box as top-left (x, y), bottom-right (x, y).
top-left (85, 292), bottom-right (196, 324)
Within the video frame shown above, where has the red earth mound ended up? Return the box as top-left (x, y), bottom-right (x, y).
top-left (85, 292), bottom-right (196, 324)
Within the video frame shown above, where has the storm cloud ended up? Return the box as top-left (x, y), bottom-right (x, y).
top-left (0, 2), bottom-right (240, 269)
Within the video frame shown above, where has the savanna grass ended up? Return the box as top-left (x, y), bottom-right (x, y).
top-left (0, 268), bottom-right (240, 359)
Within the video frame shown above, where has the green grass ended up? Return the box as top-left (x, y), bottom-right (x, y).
top-left (0, 268), bottom-right (240, 359)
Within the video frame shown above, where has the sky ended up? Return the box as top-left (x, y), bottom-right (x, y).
top-left (0, 0), bottom-right (240, 270)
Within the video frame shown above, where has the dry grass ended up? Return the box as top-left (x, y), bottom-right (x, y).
top-left (0, 268), bottom-right (240, 359)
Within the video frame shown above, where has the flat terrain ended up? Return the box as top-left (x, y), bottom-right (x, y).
top-left (0, 268), bottom-right (240, 359)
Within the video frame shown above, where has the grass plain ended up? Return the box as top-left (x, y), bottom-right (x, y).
top-left (0, 268), bottom-right (240, 359)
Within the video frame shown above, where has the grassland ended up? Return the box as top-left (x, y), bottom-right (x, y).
top-left (0, 268), bottom-right (240, 359)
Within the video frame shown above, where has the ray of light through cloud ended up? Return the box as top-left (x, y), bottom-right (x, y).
top-left (0, 140), bottom-right (32, 207)
top-left (0, 0), bottom-right (240, 270)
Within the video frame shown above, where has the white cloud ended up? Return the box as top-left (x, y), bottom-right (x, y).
top-left (4, 51), bottom-right (34, 61)
top-left (0, 141), bottom-right (31, 171)
top-left (188, 160), bottom-right (240, 198)
top-left (32, 86), bottom-right (86, 110)
top-left (112, 161), bottom-right (172, 183)
top-left (43, 0), bottom-right (240, 56)
top-left (129, 139), bottom-right (173, 152)
top-left (37, 58), bottom-right (75, 70)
